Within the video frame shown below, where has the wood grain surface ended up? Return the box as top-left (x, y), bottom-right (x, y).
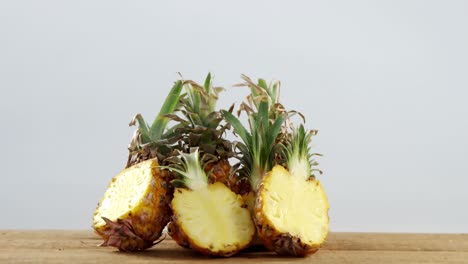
top-left (1, 231), bottom-right (467, 263)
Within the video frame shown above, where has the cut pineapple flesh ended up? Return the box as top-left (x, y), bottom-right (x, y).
top-left (172, 182), bottom-right (255, 252)
top-left (93, 159), bottom-right (156, 228)
top-left (261, 165), bottom-right (329, 244)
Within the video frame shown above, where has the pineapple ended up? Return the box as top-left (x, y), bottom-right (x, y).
top-left (93, 159), bottom-right (170, 251)
top-left (255, 125), bottom-right (329, 256)
top-left (222, 76), bottom-right (286, 247)
top-left (164, 74), bottom-right (238, 247)
top-left (165, 74), bottom-right (234, 184)
top-left (166, 149), bottom-right (255, 257)
top-left (222, 75), bottom-right (329, 256)
top-left (222, 75), bottom-right (287, 204)
top-left (126, 81), bottom-right (184, 168)
top-left (93, 81), bottom-right (183, 251)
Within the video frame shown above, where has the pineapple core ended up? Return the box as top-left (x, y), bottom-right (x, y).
top-left (172, 182), bottom-right (255, 252)
top-left (262, 166), bottom-right (329, 244)
top-left (94, 160), bottom-right (155, 228)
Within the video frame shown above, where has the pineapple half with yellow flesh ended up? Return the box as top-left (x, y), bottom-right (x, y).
top-left (255, 125), bottom-right (329, 256)
top-left (93, 81), bottom-right (183, 251)
top-left (167, 149), bottom-right (255, 257)
top-left (223, 75), bottom-right (329, 256)
top-left (93, 159), bottom-right (170, 251)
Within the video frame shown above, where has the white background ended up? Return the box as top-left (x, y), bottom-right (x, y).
top-left (1, 0), bottom-right (467, 232)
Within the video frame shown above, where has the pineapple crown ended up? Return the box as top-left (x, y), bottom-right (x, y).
top-left (222, 75), bottom-right (321, 190)
top-left (166, 73), bottom-right (224, 129)
top-left (183, 73), bottom-right (224, 128)
top-left (125, 73), bottom-right (322, 184)
top-left (126, 80), bottom-right (184, 167)
top-left (165, 73), bottom-right (234, 161)
top-left (280, 124), bottom-right (322, 180)
top-left (163, 148), bottom-right (215, 190)
top-left (222, 75), bottom-right (289, 191)
top-left (130, 80), bottom-right (184, 143)
top-left (126, 73), bottom-right (232, 168)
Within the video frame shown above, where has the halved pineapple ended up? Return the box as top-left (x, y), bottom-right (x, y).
top-left (93, 159), bottom-right (171, 251)
top-left (172, 182), bottom-right (254, 255)
top-left (223, 76), bottom-right (329, 256)
top-left (93, 80), bottom-right (183, 251)
top-left (167, 149), bottom-right (255, 257)
top-left (255, 165), bottom-right (329, 256)
top-left (255, 124), bottom-right (329, 256)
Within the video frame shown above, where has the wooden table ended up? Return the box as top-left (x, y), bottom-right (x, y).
top-left (1, 231), bottom-right (467, 263)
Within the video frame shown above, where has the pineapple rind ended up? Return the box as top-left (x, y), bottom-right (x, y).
top-left (167, 220), bottom-right (191, 249)
top-left (171, 182), bottom-right (255, 257)
top-left (255, 165), bottom-right (329, 256)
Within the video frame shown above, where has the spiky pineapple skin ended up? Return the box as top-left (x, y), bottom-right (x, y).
top-left (93, 159), bottom-right (172, 251)
top-left (167, 218), bottom-right (191, 249)
top-left (205, 159), bottom-right (231, 185)
top-left (254, 166), bottom-right (329, 257)
top-left (237, 191), bottom-right (265, 248)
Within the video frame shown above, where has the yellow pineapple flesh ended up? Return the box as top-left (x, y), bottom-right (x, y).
top-left (169, 159), bottom-right (233, 249)
top-left (167, 150), bottom-right (255, 257)
top-left (93, 159), bottom-right (171, 251)
top-left (172, 182), bottom-right (254, 256)
top-left (255, 165), bottom-right (329, 256)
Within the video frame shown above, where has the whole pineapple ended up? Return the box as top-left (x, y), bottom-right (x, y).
top-left (93, 81), bottom-right (183, 251)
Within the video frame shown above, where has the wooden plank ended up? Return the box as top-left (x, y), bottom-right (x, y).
top-left (2, 231), bottom-right (468, 252)
top-left (326, 232), bottom-right (468, 252)
top-left (2, 249), bottom-right (468, 264)
top-left (1, 231), bottom-right (467, 263)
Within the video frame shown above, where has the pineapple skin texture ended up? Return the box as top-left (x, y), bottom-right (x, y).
top-left (254, 165), bottom-right (330, 257)
top-left (93, 159), bottom-right (172, 251)
top-left (205, 159), bottom-right (231, 185)
top-left (208, 159), bottom-right (252, 197)
top-left (167, 219), bottom-right (190, 249)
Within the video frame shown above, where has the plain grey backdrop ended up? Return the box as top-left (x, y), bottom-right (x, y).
top-left (1, 0), bottom-right (467, 232)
